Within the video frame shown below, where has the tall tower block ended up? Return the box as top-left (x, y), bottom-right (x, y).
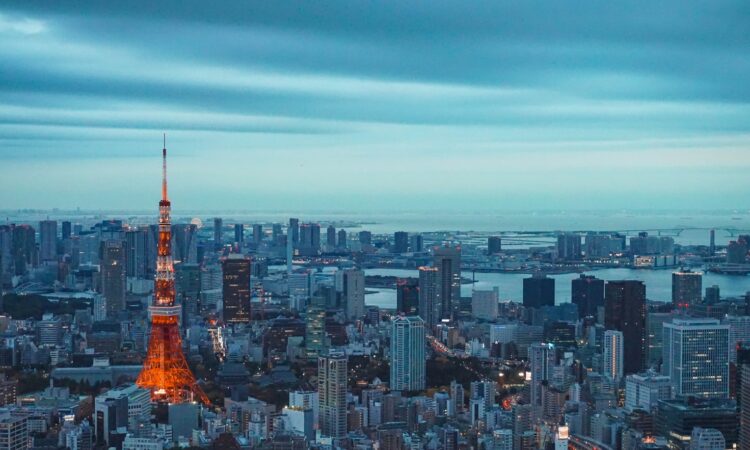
top-left (136, 138), bottom-right (209, 404)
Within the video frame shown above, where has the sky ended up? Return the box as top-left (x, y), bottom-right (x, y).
top-left (1, 1), bottom-right (749, 212)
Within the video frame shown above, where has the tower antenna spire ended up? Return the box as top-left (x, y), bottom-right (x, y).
top-left (162, 133), bottom-right (168, 201)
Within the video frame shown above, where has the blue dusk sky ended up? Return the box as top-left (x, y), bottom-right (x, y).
top-left (0, 1), bottom-right (749, 212)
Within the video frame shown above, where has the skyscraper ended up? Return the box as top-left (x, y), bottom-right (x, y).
top-left (125, 229), bottom-right (149, 279)
top-left (298, 223), bottom-right (321, 256)
top-left (11, 224), bottom-right (35, 275)
top-left (61, 221), bottom-right (72, 240)
top-left (289, 218), bottom-right (300, 247)
top-left (556, 233), bottom-right (581, 260)
top-left (571, 274), bottom-right (604, 319)
top-left (604, 280), bottom-right (646, 375)
top-left (390, 316), bottom-right (426, 392)
top-left (705, 285), bottom-right (720, 304)
top-left (523, 273), bottom-right (555, 309)
top-left (213, 217), bottom-right (223, 248)
top-left (318, 352), bottom-right (348, 439)
top-left (222, 254), bottom-right (252, 324)
top-left (171, 223), bottom-right (198, 264)
top-left (326, 225), bottom-right (336, 248)
top-left (410, 234), bottom-right (424, 253)
top-left (487, 236), bottom-right (502, 255)
top-left (252, 224), bottom-right (262, 244)
top-left (175, 263), bottom-right (201, 317)
top-left (418, 266), bottom-right (440, 329)
top-left (529, 343), bottom-right (556, 419)
top-left (100, 239), bottom-right (126, 319)
top-left (741, 363), bottom-right (750, 449)
top-left (234, 223), bottom-right (244, 246)
top-left (305, 294), bottom-right (328, 359)
top-left (662, 318), bottom-right (729, 399)
top-left (39, 219), bottom-right (57, 262)
top-left (393, 231), bottom-right (409, 254)
top-left (336, 229), bottom-right (347, 249)
top-left (396, 278), bottom-right (419, 315)
top-left (358, 230), bottom-right (372, 246)
top-left (433, 245), bottom-right (461, 320)
top-left (602, 330), bottom-right (624, 382)
top-left (335, 268), bottom-right (365, 320)
top-left (471, 288), bottom-right (499, 321)
top-left (672, 269), bottom-right (702, 308)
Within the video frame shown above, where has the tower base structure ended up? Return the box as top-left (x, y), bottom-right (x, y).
top-left (137, 306), bottom-right (209, 404)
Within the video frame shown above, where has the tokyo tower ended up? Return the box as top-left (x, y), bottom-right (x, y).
top-left (136, 138), bottom-right (209, 405)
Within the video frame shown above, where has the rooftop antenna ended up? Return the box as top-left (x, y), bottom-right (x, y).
top-left (162, 133), bottom-right (168, 201)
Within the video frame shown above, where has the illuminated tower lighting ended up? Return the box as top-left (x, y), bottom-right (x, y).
top-left (136, 136), bottom-right (209, 405)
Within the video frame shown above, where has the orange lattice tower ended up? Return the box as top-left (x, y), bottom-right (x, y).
top-left (136, 137), bottom-right (209, 405)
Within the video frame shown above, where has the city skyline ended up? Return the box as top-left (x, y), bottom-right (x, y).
top-left (1, 1), bottom-right (749, 210)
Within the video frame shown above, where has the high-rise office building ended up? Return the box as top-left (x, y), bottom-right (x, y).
top-left (252, 224), bottom-right (262, 244)
top-left (37, 313), bottom-right (62, 347)
top-left (418, 266), bottom-right (440, 329)
top-left (741, 364), bottom-right (750, 449)
top-left (318, 352), bottom-right (348, 439)
top-left (602, 330), bottom-right (624, 382)
top-left (234, 224), bottom-right (244, 246)
top-left (727, 239), bottom-right (748, 264)
top-left (171, 224), bottom-right (198, 265)
top-left (393, 231), bottom-right (409, 254)
top-left (358, 231), bottom-right (372, 246)
top-left (487, 236), bottom-right (502, 255)
top-left (125, 229), bottom-right (149, 279)
top-left (690, 427), bottom-right (725, 450)
top-left (672, 269), bottom-right (702, 308)
top-left (571, 274), bottom-right (604, 319)
top-left (335, 269), bottom-right (365, 320)
top-left (647, 312), bottom-right (674, 367)
top-left (709, 229), bottom-right (716, 255)
top-left (605, 280), bottom-right (646, 375)
top-left (656, 398), bottom-right (737, 450)
top-left (410, 234), bottom-right (424, 253)
top-left (662, 318), bottom-right (729, 399)
top-left (705, 285), bottom-right (720, 304)
top-left (289, 218), bottom-right (300, 247)
top-left (396, 278), bottom-right (419, 316)
top-left (39, 219), bottom-right (57, 262)
top-left (726, 315), bottom-right (750, 363)
top-left (556, 233), bottom-right (581, 260)
top-left (272, 223), bottom-right (282, 244)
top-left (175, 263), bottom-right (201, 317)
top-left (523, 273), bottom-right (555, 309)
top-left (326, 225), bottom-right (336, 248)
top-left (61, 221), bottom-right (72, 240)
top-left (529, 343), bottom-right (556, 419)
top-left (337, 229), bottom-right (347, 249)
top-left (305, 298), bottom-right (328, 359)
top-left (471, 288), bottom-right (499, 321)
top-left (298, 223), bottom-right (321, 256)
top-left (222, 254), bottom-right (251, 324)
top-left (213, 218), bottom-right (223, 248)
top-left (12, 224), bottom-right (35, 275)
top-left (433, 245), bottom-right (461, 320)
top-left (0, 413), bottom-right (28, 450)
top-left (100, 240), bottom-right (126, 319)
top-left (624, 372), bottom-right (672, 412)
top-left (390, 316), bottom-right (426, 392)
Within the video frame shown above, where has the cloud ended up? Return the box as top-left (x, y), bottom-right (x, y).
top-left (0, 1), bottom-right (748, 210)
top-left (0, 12), bottom-right (45, 35)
